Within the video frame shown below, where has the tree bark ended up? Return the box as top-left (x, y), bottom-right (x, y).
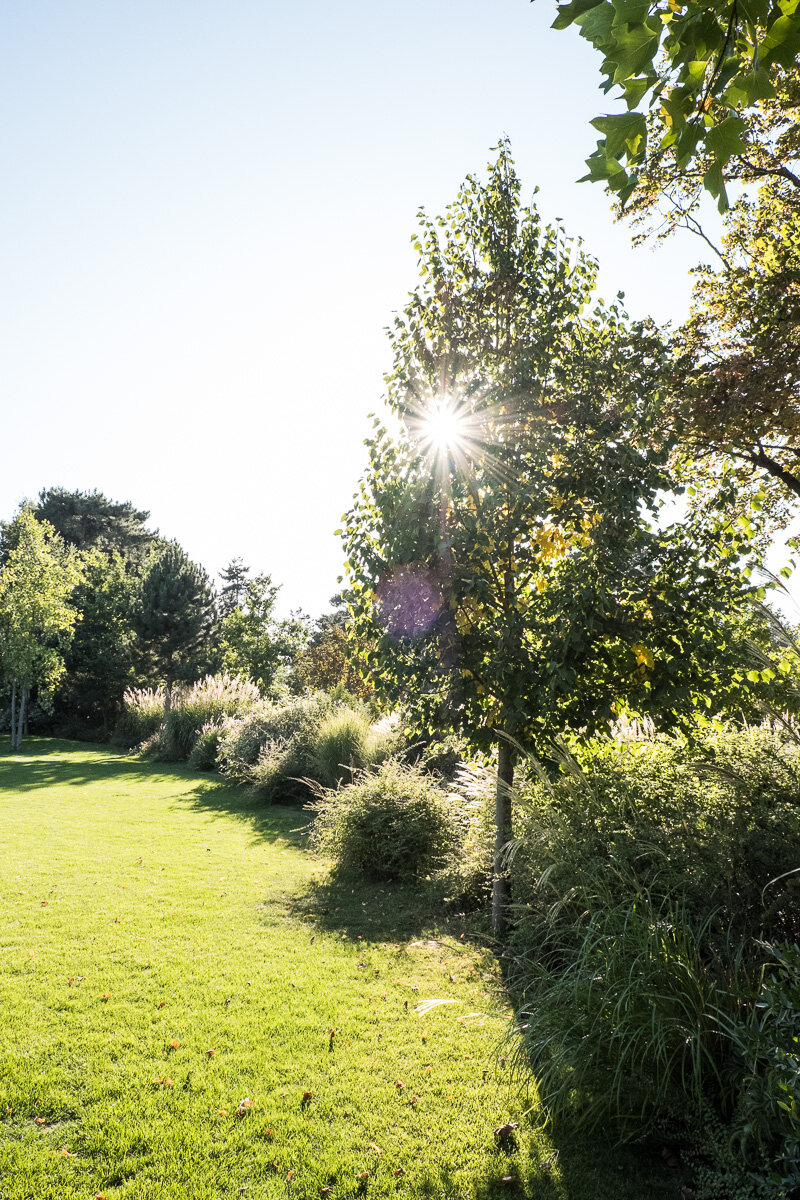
top-left (16, 686), bottom-right (27, 750)
top-left (492, 737), bottom-right (514, 938)
top-left (10, 682), bottom-right (17, 751)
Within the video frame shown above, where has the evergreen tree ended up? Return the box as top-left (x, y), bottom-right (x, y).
top-left (133, 543), bottom-right (214, 713)
top-left (218, 557), bottom-right (250, 617)
top-left (33, 487), bottom-right (156, 564)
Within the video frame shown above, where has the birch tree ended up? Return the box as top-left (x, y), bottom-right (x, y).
top-left (0, 510), bottom-right (81, 750)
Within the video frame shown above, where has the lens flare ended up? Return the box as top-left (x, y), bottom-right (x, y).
top-left (418, 398), bottom-right (471, 454)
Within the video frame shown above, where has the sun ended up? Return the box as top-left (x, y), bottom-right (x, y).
top-left (419, 398), bottom-right (470, 453)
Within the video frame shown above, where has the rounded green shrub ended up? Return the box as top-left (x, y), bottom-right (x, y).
top-left (187, 722), bottom-right (223, 771)
top-left (311, 760), bottom-right (459, 881)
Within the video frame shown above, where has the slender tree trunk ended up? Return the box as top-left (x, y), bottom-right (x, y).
top-left (10, 682), bottom-right (17, 751)
top-left (16, 686), bottom-right (27, 750)
top-left (492, 736), bottom-right (515, 938)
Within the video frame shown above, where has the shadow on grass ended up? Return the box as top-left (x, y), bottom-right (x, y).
top-left (0, 737), bottom-right (189, 792)
top-left (451, 1131), bottom-right (677, 1199)
top-left (176, 776), bottom-right (312, 850)
top-left (287, 867), bottom-right (478, 944)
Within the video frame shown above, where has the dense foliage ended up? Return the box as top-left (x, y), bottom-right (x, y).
top-left (505, 725), bottom-right (800, 1195)
top-left (0, 510), bottom-right (82, 749)
top-left (544, 0), bottom-right (800, 211)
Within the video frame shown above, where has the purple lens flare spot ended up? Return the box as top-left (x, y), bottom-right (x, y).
top-left (375, 566), bottom-right (443, 639)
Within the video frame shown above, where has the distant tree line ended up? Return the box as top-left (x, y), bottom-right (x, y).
top-left (0, 488), bottom-right (366, 747)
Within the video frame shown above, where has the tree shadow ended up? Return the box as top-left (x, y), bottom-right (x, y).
top-left (0, 738), bottom-right (186, 792)
top-left (287, 868), bottom-right (474, 944)
top-left (415, 1127), bottom-right (677, 1199)
top-left (175, 777), bottom-right (312, 849)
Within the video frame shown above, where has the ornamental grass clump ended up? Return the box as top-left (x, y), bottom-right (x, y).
top-left (309, 707), bottom-right (399, 787)
top-left (503, 726), bottom-right (800, 1195)
top-left (310, 759), bottom-right (459, 881)
top-left (112, 685), bottom-right (166, 749)
top-left (164, 674), bottom-right (260, 760)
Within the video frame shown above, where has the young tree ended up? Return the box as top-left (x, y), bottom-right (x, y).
top-left (219, 575), bottom-right (307, 696)
top-left (132, 543), bottom-right (214, 714)
top-left (342, 143), bottom-right (756, 933)
top-left (0, 510), bottom-right (82, 749)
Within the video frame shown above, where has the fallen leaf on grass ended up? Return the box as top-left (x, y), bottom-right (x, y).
top-left (367, 1142), bottom-right (382, 1155)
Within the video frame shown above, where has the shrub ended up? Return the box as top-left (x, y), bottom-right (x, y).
top-left (112, 686), bottom-right (165, 749)
top-left (504, 725), bottom-right (800, 1196)
top-left (508, 727), bottom-right (800, 948)
top-left (187, 722), bottom-right (223, 771)
top-left (217, 692), bottom-right (336, 781)
top-left (311, 760), bottom-right (459, 881)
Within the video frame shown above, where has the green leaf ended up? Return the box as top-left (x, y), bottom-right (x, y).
top-left (622, 75), bottom-right (652, 108)
top-left (702, 161), bottom-right (729, 211)
top-left (705, 114), bottom-right (747, 165)
top-left (590, 112), bottom-right (647, 159)
top-left (574, 2), bottom-right (616, 44)
top-left (552, 0), bottom-right (604, 30)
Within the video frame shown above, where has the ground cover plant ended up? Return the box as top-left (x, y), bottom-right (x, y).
top-left (0, 740), bottom-right (679, 1199)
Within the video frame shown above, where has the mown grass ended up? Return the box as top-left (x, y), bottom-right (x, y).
top-left (0, 740), bottom-right (673, 1200)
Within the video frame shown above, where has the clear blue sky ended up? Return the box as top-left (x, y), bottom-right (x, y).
top-left (1, 0), bottom-right (720, 616)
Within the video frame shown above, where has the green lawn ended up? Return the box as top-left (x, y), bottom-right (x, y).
top-left (0, 741), bottom-right (673, 1200)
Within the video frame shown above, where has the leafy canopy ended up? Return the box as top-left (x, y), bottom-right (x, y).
top-left (341, 142), bottom-right (757, 756)
top-left (543, 0), bottom-right (800, 210)
top-left (218, 575), bottom-right (307, 696)
top-left (0, 509), bottom-right (82, 697)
